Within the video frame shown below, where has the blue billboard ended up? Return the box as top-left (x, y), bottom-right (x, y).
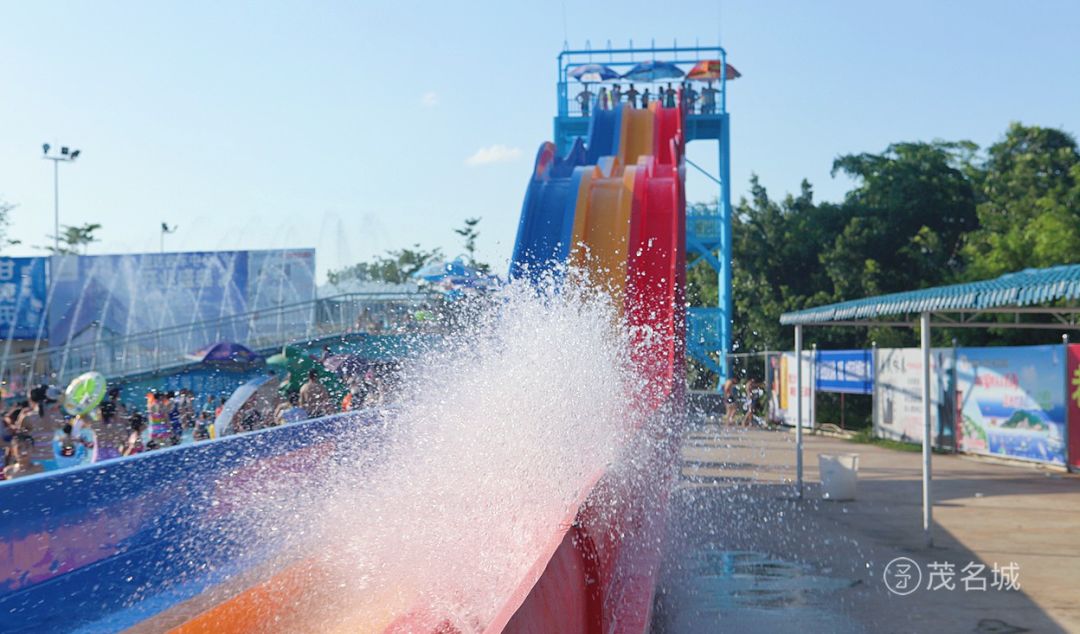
top-left (816, 349), bottom-right (873, 394)
top-left (0, 257), bottom-right (48, 339)
top-left (47, 252), bottom-right (250, 345)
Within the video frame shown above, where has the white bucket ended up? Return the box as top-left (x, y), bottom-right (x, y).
top-left (819, 453), bottom-right (859, 501)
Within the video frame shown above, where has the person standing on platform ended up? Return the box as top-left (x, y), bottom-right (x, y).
top-left (684, 83), bottom-right (699, 114)
top-left (641, 87), bottom-right (651, 107)
top-left (597, 86), bottom-right (609, 110)
top-left (625, 84), bottom-right (639, 108)
top-left (575, 85), bottom-right (594, 117)
top-left (701, 81), bottom-right (718, 114)
top-left (664, 83), bottom-right (677, 108)
top-left (611, 84), bottom-right (622, 106)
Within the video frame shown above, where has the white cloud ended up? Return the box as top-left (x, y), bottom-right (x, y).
top-left (420, 91), bottom-right (439, 107)
top-left (465, 144), bottom-right (522, 166)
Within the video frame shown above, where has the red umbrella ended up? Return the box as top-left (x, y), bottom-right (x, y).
top-left (687, 60), bottom-right (741, 81)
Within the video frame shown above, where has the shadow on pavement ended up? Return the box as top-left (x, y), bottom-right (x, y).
top-left (652, 425), bottom-right (1071, 633)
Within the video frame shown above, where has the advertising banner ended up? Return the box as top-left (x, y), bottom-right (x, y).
top-left (48, 252), bottom-right (249, 345)
top-left (816, 349), bottom-right (873, 394)
top-left (779, 352), bottom-right (813, 427)
top-left (246, 249), bottom-right (317, 336)
top-left (0, 257), bottom-right (47, 339)
top-left (873, 347), bottom-right (947, 445)
top-left (1067, 344), bottom-right (1080, 469)
top-left (46, 249), bottom-right (316, 348)
top-left (955, 345), bottom-right (1066, 466)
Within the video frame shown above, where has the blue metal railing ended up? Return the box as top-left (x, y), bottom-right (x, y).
top-left (687, 203), bottom-right (723, 244)
top-left (556, 43), bottom-right (729, 119)
top-left (687, 307), bottom-right (726, 375)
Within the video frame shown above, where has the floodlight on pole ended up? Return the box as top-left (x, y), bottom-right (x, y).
top-left (160, 222), bottom-right (178, 254)
top-left (42, 143), bottom-right (81, 253)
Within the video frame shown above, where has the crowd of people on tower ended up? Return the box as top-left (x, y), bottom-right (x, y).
top-left (575, 81), bottom-right (720, 117)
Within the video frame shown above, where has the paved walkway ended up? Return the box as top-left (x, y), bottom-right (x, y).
top-left (653, 424), bottom-right (1080, 633)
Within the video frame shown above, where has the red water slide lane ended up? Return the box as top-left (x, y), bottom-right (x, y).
top-left (496, 102), bottom-right (686, 634)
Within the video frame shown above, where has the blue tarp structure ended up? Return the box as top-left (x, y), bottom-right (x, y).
top-left (781, 264), bottom-right (1080, 325)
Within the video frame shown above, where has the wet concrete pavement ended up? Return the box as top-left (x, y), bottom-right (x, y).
top-left (652, 424), bottom-right (1080, 633)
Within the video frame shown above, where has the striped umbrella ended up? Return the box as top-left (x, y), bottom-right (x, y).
top-left (621, 60), bottom-right (684, 82)
top-left (687, 60), bottom-right (741, 81)
top-left (568, 64), bottom-right (619, 83)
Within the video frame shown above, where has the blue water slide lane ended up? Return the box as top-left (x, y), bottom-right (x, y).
top-left (511, 104), bottom-right (627, 280)
top-left (0, 413), bottom-right (388, 634)
top-left (510, 138), bottom-right (587, 280)
top-left (585, 104), bottom-right (622, 164)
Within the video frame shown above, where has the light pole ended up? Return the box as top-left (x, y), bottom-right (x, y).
top-left (160, 222), bottom-right (177, 254)
top-left (42, 143), bottom-right (81, 252)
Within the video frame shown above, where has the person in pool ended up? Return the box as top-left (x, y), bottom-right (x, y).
top-left (3, 434), bottom-right (44, 480)
top-left (123, 413), bottom-right (146, 456)
top-left (193, 411), bottom-right (213, 441)
top-left (2, 405), bottom-right (24, 444)
top-left (146, 391), bottom-right (171, 448)
top-left (55, 422), bottom-right (90, 459)
top-left (19, 386), bottom-right (55, 464)
top-left (275, 390), bottom-right (308, 424)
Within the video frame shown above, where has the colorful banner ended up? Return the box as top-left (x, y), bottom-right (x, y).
top-left (955, 345), bottom-right (1066, 466)
top-left (779, 352), bottom-right (813, 427)
top-left (0, 257), bottom-right (48, 339)
top-left (816, 349), bottom-right (873, 394)
top-left (1067, 345), bottom-right (1080, 469)
top-left (873, 347), bottom-right (947, 444)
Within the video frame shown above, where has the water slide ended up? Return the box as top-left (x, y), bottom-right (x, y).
top-left (0, 100), bottom-right (685, 633)
top-left (502, 100), bottom-right (686, 631)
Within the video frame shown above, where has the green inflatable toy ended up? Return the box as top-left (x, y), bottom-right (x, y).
top-left (265, 344), bottom-right (347, 402)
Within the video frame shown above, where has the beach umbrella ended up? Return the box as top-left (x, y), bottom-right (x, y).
top-left (568, 63), bottom-right (619, 83)
top-left (687, 60), bottom-right (741, 81)
top-left (187, 341), bottom-right (262, 364)
top-left (621, 61), bottom-right (684, 82)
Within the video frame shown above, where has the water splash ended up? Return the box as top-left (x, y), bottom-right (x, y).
top-left (210, 273), bottom-right (648, 632)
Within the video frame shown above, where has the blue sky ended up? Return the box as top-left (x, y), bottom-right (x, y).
top-left (2, 1), bottom-right (1078, 281)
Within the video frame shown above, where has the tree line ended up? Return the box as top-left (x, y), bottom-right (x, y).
top-left (687, 122), bottom-right (1080, 372)
top-left (326, 217), bottom-right (489, 286)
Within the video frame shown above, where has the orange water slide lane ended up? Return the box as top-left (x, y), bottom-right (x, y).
top-left (161, 557), bottom-right (422, 634)
top-left (617, 105), bottom-right (656, 168)
top-left (568, 104), bottom-right (657, 304)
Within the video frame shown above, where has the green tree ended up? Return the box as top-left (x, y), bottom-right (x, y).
top-left (825, 141), bottom-right (978, 298)
top-left (44, 222), bottom-right (102, 255)
top-left (327, 244), bottom-right (443, 285)
top-left (0, 199), bottom-right (21, 251)
top-left (454, 217), bottom-right (490, 273)
top-left (962, 123), bottom-right (1080, 277)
